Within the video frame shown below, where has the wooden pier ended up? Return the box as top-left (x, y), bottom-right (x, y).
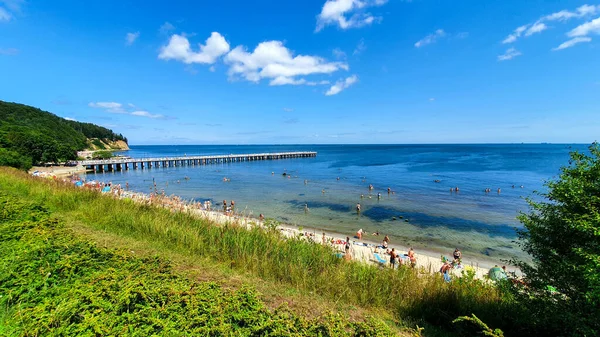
top-left (80, 151), bottom-right (317, 172)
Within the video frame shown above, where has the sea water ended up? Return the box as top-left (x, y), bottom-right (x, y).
top-left (88, 144), bottom-right (585, 264)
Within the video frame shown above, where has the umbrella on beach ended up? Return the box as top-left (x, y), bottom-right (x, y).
top-left (488, 266), bottom-right (507, 281)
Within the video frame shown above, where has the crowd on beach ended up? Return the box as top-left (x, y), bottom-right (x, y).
top-left (32, 169), bottom-right (513, 282)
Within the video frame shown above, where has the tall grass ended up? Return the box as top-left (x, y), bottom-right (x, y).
top-left (0, 167), bottom-right (525, 334)
top-left (0, 193), bottom-right (396, 336)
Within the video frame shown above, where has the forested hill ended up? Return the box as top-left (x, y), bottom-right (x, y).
top-left (0, 101), bottom-right (128, 170)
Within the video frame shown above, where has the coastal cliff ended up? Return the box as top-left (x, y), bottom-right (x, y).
top-left (85, 138), bottom-right (130, 151)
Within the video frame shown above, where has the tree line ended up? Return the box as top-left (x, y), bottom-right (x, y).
top-left (0, 101), bottom-right (127, 170)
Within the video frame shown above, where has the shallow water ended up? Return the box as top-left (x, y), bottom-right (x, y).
top-left (88, 144), bottom-right (585, 263)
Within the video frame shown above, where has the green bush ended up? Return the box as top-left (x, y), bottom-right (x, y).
top-left (513, 142), bottom-right (600, 336)
top-left (0, 148), bottom-right (32, 171)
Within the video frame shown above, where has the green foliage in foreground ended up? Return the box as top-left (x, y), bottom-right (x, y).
top-left (514, 142), bottom-right (600, 336)
top-left (0, 193), bottom-right (394, 336)
top-left (0, 100), bottom-right (126, 169)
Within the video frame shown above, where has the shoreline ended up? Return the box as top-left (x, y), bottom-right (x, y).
top-left (55, 174), bottom-right (511, 279)
top-left (30, 164), bottom-right (86, 178)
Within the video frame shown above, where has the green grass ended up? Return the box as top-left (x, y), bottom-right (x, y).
top-left (0, 188), bottom-right (396, 336)
top-left (0, 167), bottom-right (527, 335)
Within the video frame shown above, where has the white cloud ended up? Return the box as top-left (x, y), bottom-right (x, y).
top-left (0, 0), bottom-right (24, 22)
top-left (502, 25), bottom-right (528, 44)
top-left (353, 38), bottom-right (366, 55)
top-left (89, 101), bottom-right (166, 119)
top-left (64, 117), bottom-right (77, 121)
top-left (283, 107), bottom-right (294, 112)
top-left (545, 4), bottom-right (600, 21)
top-left (325, 75), bottom-right (358, 96)
top-left (315, 0), bottom-right (387, 32)
top-left (88, 102), bottom-right (126, 113)
top-left (131, 110), bottom-right (164, 119)
top-left (209, 65), bottom-right (216, 72)
top-left (525, 22), bottom-right (547, 36)
top-left (567, 16), bottom-right (600, 37)
top-left (503, 5), bottom-right (600, 44)
top-left (0, 7), bottom-right (10, 21)
top-left (269, 76), bottom-right (331, 86)
top-left (269, 76), bottom-right (308, 86)
top-left (159, 21), bottom-right (175, 34)
top-left (544, 10), bottom-right (577, 22)
top-left (429, 98), bottom-right (435, 102)
top-left (332, 48), bottom-right (347, 59)
top-left (159, 32), bottom-right (230, 64)
top-left (126, 32), bottom-right (140, 46)
top-left (415, 29), bottom-right (446, 48)
top-left (224, 40), bottom-right (347, 85)
top-left (552, 37), bottom-right (592, 50)
top-left (497, 47), bottom-right (522, 61)
top-left (577, 4), bottom-right (600, 16)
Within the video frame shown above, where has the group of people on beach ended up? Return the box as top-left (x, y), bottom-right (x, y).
top-left (49, 171), bottom-right (513, 283)
top-left (386, 247), bottom-right (417, 269)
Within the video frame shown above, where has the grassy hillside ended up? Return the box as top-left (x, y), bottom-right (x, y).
top-left (0, 167), bottom-right (532, 336)
top-left (0, 101), bottom-right (127, 170)
top-left (0, 192), bottom-right (396, 336)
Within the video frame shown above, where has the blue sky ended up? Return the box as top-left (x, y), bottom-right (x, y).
top-left (0, 0), bottom-right (599, 144)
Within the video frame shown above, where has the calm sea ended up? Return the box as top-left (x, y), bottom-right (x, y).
top-left (88, 144), bottom-right (585, 264)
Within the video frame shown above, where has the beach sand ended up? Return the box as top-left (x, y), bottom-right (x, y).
top-left (29, 164), bottom-right (86, 178)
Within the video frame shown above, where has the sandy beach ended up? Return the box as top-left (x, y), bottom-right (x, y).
top-left (29, 164), bottom-right (86, 177)
top-left (194, 210), bottom-right (497, 279)
top-left (40, 172), bottom-right (512, 280)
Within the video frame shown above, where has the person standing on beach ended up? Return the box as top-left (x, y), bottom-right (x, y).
top-left (345, 236), bottom-right (351, 255)
top-left (390, 248), bottom-right (397, 269)
top-left (384, 235), bottom-right (390, 244)
top-left (223, 200), bottom-right (227, 213)
top-left (408, 248), bottom-right (416, 268)
top-left (356, 203), bottom-right (361, 213)
top-left (230, 200), bottom-right (235, 214)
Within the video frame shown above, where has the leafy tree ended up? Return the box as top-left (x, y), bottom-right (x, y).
top-left (0, 148), bottom-right (32, 171)
top-left (514, 142), bottom-right (600, 336)
top-left (0, 100), bottom-right (127, 169)
top-left (93, 151), bottom-right (114, 159)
